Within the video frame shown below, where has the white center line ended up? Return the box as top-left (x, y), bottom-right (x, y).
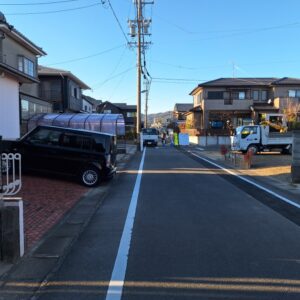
top-left (189, 151), bottom-right (300, 209)
top-left (105, 148), bottom-right (146, 300)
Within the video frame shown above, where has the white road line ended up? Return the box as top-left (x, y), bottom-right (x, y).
top-left (196, 147), bottom-right (205, 151)
top-left (189, 151), bottom-right (300, 209)
top-left (105, 148), bottom-right (146, 300)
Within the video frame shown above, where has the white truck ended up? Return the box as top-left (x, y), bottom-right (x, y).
top-left (231, 114), bottom-right (293, 154)
top-left (142, 128), bottom-right (159, 147)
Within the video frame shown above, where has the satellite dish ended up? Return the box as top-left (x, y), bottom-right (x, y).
top-left (0, 12), bottom-right (6, 23)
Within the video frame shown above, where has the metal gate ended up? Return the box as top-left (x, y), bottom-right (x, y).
top-left (0, 137), bottom-right (23, 261)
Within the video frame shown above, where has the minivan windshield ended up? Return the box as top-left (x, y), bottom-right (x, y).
top-left (142, 128), bottom-right (158, 135)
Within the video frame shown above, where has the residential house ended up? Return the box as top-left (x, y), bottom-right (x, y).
top-left (0, 12), bottom-right (47, 139)
top-left (189, 77), bottom-right (300, 131)
top-left (82, 95), bottom-right (102, 113)
top-left (97, 101), bottom-right (137, 133)
top-left (173, 103), bottom-right (193, 121)
top-left (81, 96), bottom-right (93, 113)
top-left (38, 66), bottom-right (90, 113)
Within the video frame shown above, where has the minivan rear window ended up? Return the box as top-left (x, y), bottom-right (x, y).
top-left (61, 133), bottom-right (93, 150)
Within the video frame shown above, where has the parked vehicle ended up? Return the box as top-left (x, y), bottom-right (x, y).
top-left (2, 126), bottom-right (117, 187)
top-left (142, 128), bottom-right (159, 146)
top-left (231, 114), bottom-right (293, 154)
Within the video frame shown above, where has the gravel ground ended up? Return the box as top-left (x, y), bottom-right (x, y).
top-left (195, 146), bottom-right (300, 193)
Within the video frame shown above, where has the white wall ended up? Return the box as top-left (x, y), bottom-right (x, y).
top-left (82, 99), bottom-right (93, 113)
top-left (0, 76), bottom-right (20, 139)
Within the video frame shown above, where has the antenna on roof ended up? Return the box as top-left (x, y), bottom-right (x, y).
top-left (232, 61), bottom-right (236, 78)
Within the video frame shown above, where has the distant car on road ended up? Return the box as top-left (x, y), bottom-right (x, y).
top-left (3, 126), bottom-right (117, 187)
top-left (142, 128), bottom-right (159, 147)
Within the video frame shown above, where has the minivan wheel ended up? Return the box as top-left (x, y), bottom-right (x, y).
top-left (81, 167), bottom-right (100, 187)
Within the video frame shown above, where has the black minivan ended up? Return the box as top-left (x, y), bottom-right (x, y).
top-left (4, 126), bottom-right (117, 187)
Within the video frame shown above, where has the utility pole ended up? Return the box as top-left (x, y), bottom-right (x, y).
top-left (129, 0), bottom-right (153, 151)
top-left (144, 79), bottom-right (150, 128)
top-left (136, 0), bottom-right (142, 150)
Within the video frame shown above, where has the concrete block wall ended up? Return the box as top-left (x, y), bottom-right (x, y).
top-left (189, 135), bottom-right (231, 146)
top-left (292, 130), bottom-right (300, 183)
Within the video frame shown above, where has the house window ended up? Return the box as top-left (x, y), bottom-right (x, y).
top-left (18, 56), bottom-right (35, 77)
top-left (253, 90), bottom-right (259, 101)
top-left (127, 112), bottom-right (136, 117)
top-left (231, 91), bottom-right (246, 100)
top-left (21, 99), bottom-right (52, 121)
top-left (103, 109), bottom-right (111, 114)
top-left (288, 90), bottom-right (300, 97)
top-left (72, 88), bottom-right (78, 99)
top-left (207, 91), bottom-right (224, 99)
top-left (261, 90), bottom-right (268, 101)
top-left (238, 92), bottom-right (245, 100)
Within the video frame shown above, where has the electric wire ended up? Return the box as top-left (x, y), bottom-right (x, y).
top-left (0, 0), bottom-right (82, 5)
top-left (6, 2), bottom-right (100, 15)
top-left (106, 0), bottom-right (130, 44)
top-left (156, 14), bottom-right (300, 36)
top-left (91, 66), bottom-right (135, 90)
top-left (46, 44), bottom-right (126, 66)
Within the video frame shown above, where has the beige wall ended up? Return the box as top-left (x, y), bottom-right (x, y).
top-left (20, 82), bottom-right (39, 98)
top-left (2, 35), bottom-right (38, 77)
top-left (204, 99), bottom-right (253, 110)
top-left (273, 86), bottom-right (300, 98)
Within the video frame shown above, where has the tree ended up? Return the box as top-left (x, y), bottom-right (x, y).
top-left (283, 98), bottom-right (300, 130)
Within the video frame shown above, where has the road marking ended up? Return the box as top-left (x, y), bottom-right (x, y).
top-left (196, 147), bottom-right (205, 151)
top-left (189, 151), bottom-right (300, 209)
top-left (105, 148), bottom-right (146, 300)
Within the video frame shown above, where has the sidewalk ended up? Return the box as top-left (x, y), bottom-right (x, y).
top-left (188, 145), bottom-right (300, 196)
top-left (0, 144), bottom-right (137, 280)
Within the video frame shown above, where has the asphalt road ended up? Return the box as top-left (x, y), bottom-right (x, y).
top-left (33, 147), bottom-right (300, 299)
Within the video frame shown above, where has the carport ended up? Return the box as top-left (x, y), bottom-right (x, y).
top-left (27, 113), bottom-right (126, 152)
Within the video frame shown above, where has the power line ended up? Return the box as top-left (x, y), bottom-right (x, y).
top-left (152, 77), bottom-right (205, 82)
top-left (6, 2), bottom-right (100, 15)
top-left (92, 66), bottom-right (135, 90)
top-left (46, 44), bottom-right (126, 66)
top-left (105, 0), bottom-right (130, 44)
top-left (156, 14), bottom-right (300, 36)
top-left (0, 0), bottom-right (82, 5)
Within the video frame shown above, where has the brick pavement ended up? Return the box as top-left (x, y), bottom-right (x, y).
top-left (18, 175), bottom-right (88, 251)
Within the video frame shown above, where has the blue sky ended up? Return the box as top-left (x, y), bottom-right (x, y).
top-left (2, 0), bottom-right (300, 113)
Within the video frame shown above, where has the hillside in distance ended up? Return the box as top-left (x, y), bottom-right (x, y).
top-left (143, 111), bottom-right (173, 125)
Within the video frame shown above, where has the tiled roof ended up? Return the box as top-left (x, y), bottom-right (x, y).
top-left (272, 77), bottom-right (300, 85)
top-left (174, 103), bottom-right (193, 112)
top-left (113, 103), bottom-right (137, 110)
top-left (190, 77), bottom-right (300, 95)
top-left (82, 95), bottom-right (102, 106)
top-left (38, 65), bottom-right (90, 90)
top-left (199, 78), bottom-right (278, 87)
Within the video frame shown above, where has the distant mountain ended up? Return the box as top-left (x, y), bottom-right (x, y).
top-left (142, 111), bottom-right (173, 125)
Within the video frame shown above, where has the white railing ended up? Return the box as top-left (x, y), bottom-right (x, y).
top-left (0, 153), bottom-right (22, 197)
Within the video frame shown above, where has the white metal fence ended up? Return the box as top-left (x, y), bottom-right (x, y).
top-left (0, 153), bottom-right (22, 197)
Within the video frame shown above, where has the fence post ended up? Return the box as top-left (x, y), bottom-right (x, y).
top-left (0, 135), bottom-right (3, 261)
